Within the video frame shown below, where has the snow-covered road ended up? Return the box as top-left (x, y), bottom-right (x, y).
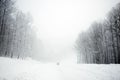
top-left (0, 57), bottom-right (120, 80)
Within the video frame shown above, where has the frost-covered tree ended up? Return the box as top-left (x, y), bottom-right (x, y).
top-left (76, 3), bottom-right (120, 64)
top-left (0, 0), bottom-right (43, 59)
top-left (10, 11), bottom-right (34, 58)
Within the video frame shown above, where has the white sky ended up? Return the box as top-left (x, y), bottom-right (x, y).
top-left (16, 0), bottom-right (120, 63)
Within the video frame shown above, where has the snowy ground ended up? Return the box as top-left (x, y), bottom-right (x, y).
top-left (0, 57), bottom-right (120, 80)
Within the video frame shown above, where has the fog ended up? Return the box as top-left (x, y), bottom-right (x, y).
top-left (16, 0), bottom-right (120, 63)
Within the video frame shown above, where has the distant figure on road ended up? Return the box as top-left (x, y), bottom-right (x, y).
top-left (56, 62), bottom-right (60, 65)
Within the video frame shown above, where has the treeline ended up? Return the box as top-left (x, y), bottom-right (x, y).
top-left (76, 3), bottom-right (120, 64)
top-left (0, 0), bottom-right (41, 59)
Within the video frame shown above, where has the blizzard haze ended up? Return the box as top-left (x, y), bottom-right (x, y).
top-left (16, 0), bottom-right (120, 62)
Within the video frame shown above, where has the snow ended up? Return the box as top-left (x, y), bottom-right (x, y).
top-left (0, 57), bottom-right (120, 80)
